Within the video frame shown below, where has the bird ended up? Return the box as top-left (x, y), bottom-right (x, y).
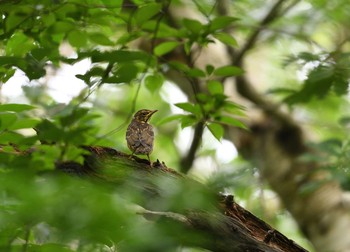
top-left (126, 109), bottom-right (158, 164)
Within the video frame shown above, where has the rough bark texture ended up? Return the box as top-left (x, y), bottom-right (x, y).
top-left (56, 146), bottom-right (309, 252)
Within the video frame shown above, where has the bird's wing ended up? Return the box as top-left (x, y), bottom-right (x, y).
top-left (139, 124), bottom-right (154, 148)
top-left (126, 123), bottom-right (154, 149)
top-left (126, 123), bottom-right (141, 146)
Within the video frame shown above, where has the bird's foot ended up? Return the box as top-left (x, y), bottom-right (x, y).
top-left (150, 159), bottom-right (168, 169)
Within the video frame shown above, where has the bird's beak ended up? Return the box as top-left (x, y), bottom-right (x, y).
top-left (150, 110), bottom-right (158, 116)
top-left (145, 110), bottom-right (158, 122)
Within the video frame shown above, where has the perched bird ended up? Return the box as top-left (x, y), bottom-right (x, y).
top-left (126, 109), bottom-right (158, 164)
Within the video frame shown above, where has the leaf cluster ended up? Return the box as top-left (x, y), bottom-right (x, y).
top-left (159, 64), bottom-right (246, 141)
top-left (282, 52), bottom-right (350, 104)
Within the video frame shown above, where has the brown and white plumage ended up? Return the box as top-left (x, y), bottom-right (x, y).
top-left (126, 109), bottom-right (157, 163)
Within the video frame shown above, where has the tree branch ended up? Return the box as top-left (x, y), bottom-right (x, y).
top-left (219, 0), bottom-right (300, 126)
top-left (55, 146), bottom-right (309, 252)
top-left (233, 0), bottom-right (290, 65)
top-left (180, 121), bottom-right (204, 173)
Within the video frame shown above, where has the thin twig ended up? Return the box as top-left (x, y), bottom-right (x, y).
top-left (234, 0), bottom-right (288, 65)
top-left (208, 1), bottom-right (303, 142)
top-left (136, 209), bottom-right (189, 224)
top-left (96, 1), bottom-right (172, 141)
top-left (229, 0), bottom-right (301, 125)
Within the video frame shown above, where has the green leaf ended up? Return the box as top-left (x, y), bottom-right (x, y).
top-left (284, 66), bottom-right (334, 104)
top-left (156, 114), bottom-right (184, 126)
top-left (0, 68), bottom-right (16, 83)
top-left (145, 73), bottom-right (164, 93)
top-left (169, 61), bottom-right (190, 72)
top-left (90, 50), bottom-right (151, 63)
top-left (207, 123), bottom-right (224, 141)
top-left (110, 63), bottom-right (139, 83)
top-left (187, 68), bottom-right (206, 78)
top-left (41, 12), bottom-right (56, 27)
top-left (6, 32), bottom-right (35, 56)
top-left (333, 70), bottom-right (349, 95)
top-left (76, 66), bottom-right (106, 85)
top-left (0, 56), bottom-right (23, 66)
top-left (213, 33), bottom-right (238, 47)
top-left (31, 48), bottom-right (54, 61)
top-left (0, 104), bottom-right (36, 112)
top-left (5, 12), bottom-right (28, 31)
top-left (216, 116), bottom-right (247, 129)
top-left (297, 52), bottom-right (320, 62)
top-left (135, 3), bottom-right (161, 26)
top-left (21, 54), bottom-right (47, 80)
top-left (207, 80), bottom-right (223, 95)
top-left (89, 32), bottom-right (114, 46)
top-left (63, 145), bottom-right (87, 164)
top-left (9, 118), bottom-right (40, 130)
top-left (68, 30), bottom-right (88, 48)
top-left (223, 101), bottom-right (245, 115)
top-left (59, 108), bottom-right (89, 127)
top-left (117, 31), bottom-right (143, 45)
top-left (49, 21), bottom-right (75, 33)
top-left (180, 115), bottom-right (197, 128)
top-left (143, 21), bottom-right (179, 38)
top-left (184, 41), bottom-right (192, 55)
top-left (154, 41), bottom-right (180, 56)
top-left (0, 131), bottom-right (25, 145)
top-left (175, 102), bottom-right (198, 114)
top-left (196, 93), bottom-right (211, 103)
top-left (183, 18), bottom-right (203, 35)
top-left (206, 65), bottom-right (215, 75)
top-left (214, 66), bottom-right (243, 77)
top-left (0, 112), bottom-right (17, 131)
top-left (168, 61), bottom-right (205, 77)
top-left (209, 16), bottom-right (238, 32)
top-left (35, 119), bottom-right (64, 142)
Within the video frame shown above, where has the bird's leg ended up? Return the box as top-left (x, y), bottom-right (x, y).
top-left (129, 150), bottom-right (135, 159)
top-left (147, 154), bottom-right (152, 166)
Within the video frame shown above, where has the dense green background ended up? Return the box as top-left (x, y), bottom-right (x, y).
top-left (1, 0), bottom-right (350, 251)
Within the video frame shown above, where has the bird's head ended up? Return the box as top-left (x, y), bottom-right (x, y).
top-left (133, 109), bottom-right (158, 123)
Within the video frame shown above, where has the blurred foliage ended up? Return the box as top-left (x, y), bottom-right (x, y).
top-left (0, 0), bottom-right (350, 251)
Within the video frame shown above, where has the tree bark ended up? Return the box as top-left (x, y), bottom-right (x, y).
top-left (56, 146), bottom-right (309, 252)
